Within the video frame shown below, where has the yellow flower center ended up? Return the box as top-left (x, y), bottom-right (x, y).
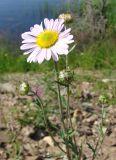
top-left (36, 30), bottom-right (59, 48)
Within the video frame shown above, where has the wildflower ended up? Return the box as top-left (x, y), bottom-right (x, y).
top-left (31, 86), bottom-right (44, 102)
top-left (59, 70), bottom-right (67, 80)
top-left (19, 82), bottom-right (30, 95)
top-left (98, 95), bottom-right (108, 104)
top-left (58, 13), bottom-right (73, 23)
top-left (20, 18), bottom-right (74, 63)
top-left (32, 86), bottom-right (43, 97)
top-left (59, 68), bottom-right (74, 85)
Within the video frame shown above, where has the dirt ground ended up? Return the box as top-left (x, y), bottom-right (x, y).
top-left (0, 70), bottom-right (116, 160)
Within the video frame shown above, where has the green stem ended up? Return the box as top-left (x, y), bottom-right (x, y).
top-left (54, 61), bottom-right (72, 160)
top-left (92, 139), bottom-right (99, 160)
top-left (66, 55), bottom-right (68, 70)
top-left (65, 57), bottom-right (78, 156)
top-left (54, 61), bottom-right (66, 131)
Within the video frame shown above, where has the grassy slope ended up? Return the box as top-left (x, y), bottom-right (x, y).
top-left (0, 36), bottom-right (116, 73)
top-left (0, 0), bottom-right (116, 73)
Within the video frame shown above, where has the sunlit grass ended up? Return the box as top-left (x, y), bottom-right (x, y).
top-left (0, 37), bottom-right (116, 73)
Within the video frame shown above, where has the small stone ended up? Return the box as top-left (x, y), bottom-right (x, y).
top-left (43, 136), bottom-right (54, 147)
top-left (86, 115), bottom-right (98, 124)
top-left (25, 156), bottom-right (40, 160)
top-left (23, 142), bottom-right (38, 156)
top-left (82, 102), bottom-right (93, 108)
top-left (0, 82), bottom-right (16, 94)
top-left (47, 146), bottom-right (61, 156)
top-left (0, 131), bottom-right (9, 143)
top-left (78, 126), bottom-right (93, 136)
top-left (21, 126), bottom-right (34, 137)
top-left (29, 128), bottom-right (46, 141)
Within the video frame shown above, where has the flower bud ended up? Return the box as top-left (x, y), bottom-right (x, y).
top-left (98, 95), bottom-right (108, 104)
top-left (58, 13), bottom-right (73, 23)
top-left (19, 82), bottom-right (30, 95)
top-left (59, 68), bottom-right (74, 85)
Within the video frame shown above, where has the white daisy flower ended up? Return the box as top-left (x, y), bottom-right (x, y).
top-left (20, 18), bottom-right (74, 63)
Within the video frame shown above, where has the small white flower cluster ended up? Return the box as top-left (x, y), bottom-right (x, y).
top-left (59, 70), bottom-right (68, 80)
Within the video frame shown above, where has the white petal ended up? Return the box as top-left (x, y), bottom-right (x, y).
top-left (49, 19), bottom-right (54, 30)
top-left (44, 18), bottom-right (50, 29)
top-left (31, 23), bottom-right (43, 36)
top-left (59, 34), bottom-right (74, 44)
top-left (60, 39), bottom-right (74, 44)
top-left (27, 48), bottom-right (40, 63)
top-left (54, 45), bottom-right (68, 55)
top-left (23, 48), bottom-right (34, 55)
top-left (66, 35), bottom-right (73, 40)
top-left (36, 49), bottom-right (46, 63)
top-left (51, 47), bottom-right (59, 61)
top-left (66, 40), bottom-right (74, 44)
top-left (58, 24), bottom-right (64, 32)
top-left (22, 37), bottom-right (36, 43)
top-left (57, 19), bottom-right (64, 32)
top-left (21, 32), bottom-right (34, 39)
top-left (30, 27), bottom-right (33, 31)
top-left (59, 28), bottom-right (71, 38)
top-left (52, 53), bottom-right (59, 61)
top-left (52, 19), bottom-right (59, 31)
top-left (45, 48), bottom-right (52, 61)
top-left (20, 44), bottom-right (37, 50)
top-left (34, 24), bottom-right (41, 29)
top-left (56, 41), bottom-right (69, 50)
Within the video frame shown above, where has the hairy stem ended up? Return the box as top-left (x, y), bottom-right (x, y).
top-left (54, 61), bottom-right (66, 131)
top-left (54, 61), bottom-right (72, 160)
top-left (65, 55), bottom-right (78, 157)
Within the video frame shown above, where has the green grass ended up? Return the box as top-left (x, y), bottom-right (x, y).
top-left (69, 37), bottom-right (116, 70)
top-left (0, 0), bottom-right (115, 73)
top-left (0, 37), bottom-right (116, 73)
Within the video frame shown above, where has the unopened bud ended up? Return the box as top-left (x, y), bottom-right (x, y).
top-left (19, 82), bottom-right (30, 95)
top-left (59, 68), bottom-right (74, 85)
top-left (58, 13), bottom-right (73, 23)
